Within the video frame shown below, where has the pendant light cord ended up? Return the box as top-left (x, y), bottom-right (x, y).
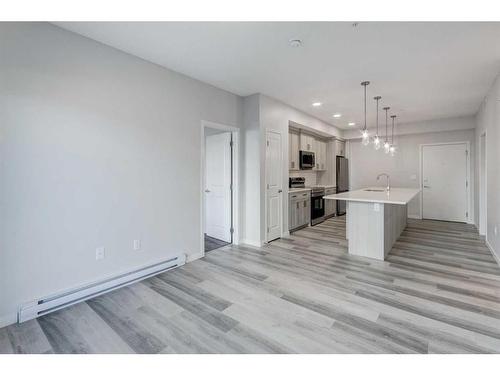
top-left (361, 81), bottom-right (370, 132)
top-left (374, 96), bottom-right (381, 136)
top-left (391, 115), bottom-right (396, 144)
top-left (364, 85), bottom-right (367, 131)
top-left (385, 109), bottom-right (388, 142)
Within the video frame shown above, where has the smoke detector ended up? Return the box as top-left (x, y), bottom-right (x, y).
top-left (289, 39), bottom-right (302, 48)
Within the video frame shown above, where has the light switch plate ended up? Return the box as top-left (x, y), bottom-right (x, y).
top-left (96, 247), bottom-right (105, 260)
top-left (133, 239), bottom-right (141, 251)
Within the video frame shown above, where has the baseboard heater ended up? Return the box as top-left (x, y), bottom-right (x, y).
top-left (18, 254), bottom-right (186, 324)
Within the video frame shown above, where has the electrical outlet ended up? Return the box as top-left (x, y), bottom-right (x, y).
top-left (133, 239), bottom-right (141, 251)
top-left (96, 247), bottom-right (105, 260)
top-left (373, 203), bottom-right (380, 212)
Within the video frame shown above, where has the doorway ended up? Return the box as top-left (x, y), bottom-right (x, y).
top-left (479, 133), bottom-right (487, 235)
top-left (201, 121), bottom-right (239, 255)
top-left (420, 142), bottom-right (470, 222)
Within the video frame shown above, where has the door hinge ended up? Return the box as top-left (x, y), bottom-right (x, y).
top-left (466, 180), bottom-right (468, 188)
top-left (267, 227), bottom-right (269, 233)
top-left (230, 227), bottom-right (234, 234)
top-left (230, 140), bottom-right (234, 147)
top-left (230, 183), bottom-right (233, 191)
top-left (267, 140), bottom-right (269, 146)
top-left (466, 211), bottom-right (469, 218)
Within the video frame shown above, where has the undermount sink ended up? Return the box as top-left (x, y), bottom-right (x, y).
top-left (364, 189), bottom-right (386, 192)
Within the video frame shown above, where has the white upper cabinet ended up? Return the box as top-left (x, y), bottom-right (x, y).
top-left (299, 133), bottom-right (315, 152)
top-left (316, 140), bottom-right (327, 171)
top-left (290, 128), bottom-right (330, 172)
top-left (289, 131), bottom-right (300, 171)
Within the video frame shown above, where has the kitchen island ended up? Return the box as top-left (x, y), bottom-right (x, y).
top-left (324, 187), bottom-right (420, 260)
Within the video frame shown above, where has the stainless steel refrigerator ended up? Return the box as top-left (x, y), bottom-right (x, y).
top-left (336, 156), bottom-right (349, 215)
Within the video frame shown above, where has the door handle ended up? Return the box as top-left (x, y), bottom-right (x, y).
top-left (278, 189), bottom-right (283, 193)
top-left (205, 189), bottom-right (211, 193)
top-left (423, 185), bottom-right (430, 189)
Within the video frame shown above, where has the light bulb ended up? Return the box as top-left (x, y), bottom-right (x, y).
top-left (373, 136), bottom-right (381, 150)
top-left (384, 141), bottom-right (390, 153)
top-left (390, 145), bottom-right (396, 156)
top-left (361, 129), bottom-right (370, 146)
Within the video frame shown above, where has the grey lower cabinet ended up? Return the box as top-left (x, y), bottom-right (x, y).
top-left (324, 187), bottom-right (337, 218)
top-left (289, 191), bottom-right (311, 232)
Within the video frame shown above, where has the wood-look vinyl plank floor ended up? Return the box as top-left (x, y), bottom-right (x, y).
top-left (1, 216), bottom-right (500, 353)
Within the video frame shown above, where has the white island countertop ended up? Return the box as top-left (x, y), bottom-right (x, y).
top-left (324, 187), bottom-right (420, 205)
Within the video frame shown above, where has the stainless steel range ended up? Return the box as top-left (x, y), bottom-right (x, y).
top-left (289, 177), bottom-right (326, 226)
top-left (310, 186), bottom-right (325, 226)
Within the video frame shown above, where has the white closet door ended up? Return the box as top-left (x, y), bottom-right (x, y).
top-left (422, 143), bottom-right (468, 222)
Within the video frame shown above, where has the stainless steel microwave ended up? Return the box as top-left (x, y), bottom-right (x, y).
top-left (300, 151), bottom-right (315, 169)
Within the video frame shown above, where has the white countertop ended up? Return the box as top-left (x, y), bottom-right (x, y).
top-left (324, 187), bottom-right (420, 205)
top-left (289, 188), bottom-right (312, 194)
top-left (310, 185), bottom-right (336, 189)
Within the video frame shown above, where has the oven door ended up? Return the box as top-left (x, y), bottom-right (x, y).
top-left (311, 195), bottom-right (325, 220)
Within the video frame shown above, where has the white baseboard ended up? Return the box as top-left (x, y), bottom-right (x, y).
top-left (0, 313), bottom-right (17, 329)
top-left (240, 238), bottom-right (262, 248)
top-left (187, 251), bottom-right (204, 263)
top-left (485, 239), bottom-right (500, 267)
top-left (407, 214), bottom-right (422, 219)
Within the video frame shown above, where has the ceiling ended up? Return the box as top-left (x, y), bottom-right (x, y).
top-left (54, 22), bottom-right (500, 129)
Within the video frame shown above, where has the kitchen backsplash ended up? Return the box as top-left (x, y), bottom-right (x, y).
top-left (289, 170), bottom-right (317, 186)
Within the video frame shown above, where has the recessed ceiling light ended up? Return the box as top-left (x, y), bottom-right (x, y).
top-left (289, 39), bottom-right (302, 48)
top-left (312, 102), bottom-right (322, 107)
top-left (348, 122), bottom-right (356, 126)
top-left (333, 113), bottom-right (342, 118)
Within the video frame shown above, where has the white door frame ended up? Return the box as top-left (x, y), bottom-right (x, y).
top-left (419, 141), bottom-right (471, 223)
top-left (264, 129), bottom-right (283, 243)
top-left (200, 120), bottom-right (239, 259)
top-left (479, 132), bottom-right (487, 236)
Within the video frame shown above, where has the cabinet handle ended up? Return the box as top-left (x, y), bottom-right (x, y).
top-left (302, 193), bottom-right (307, 196)
top-left (297, 202), bottom-right (299, 209)
top-left (304, 201), bottom-right (307, 207)
top-left (291, 161), bottom-right (295, 168)
top-left (291, 195), bottom-right (297, 198)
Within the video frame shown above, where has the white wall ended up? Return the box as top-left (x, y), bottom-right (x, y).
top-left (0, 23), bottom-right (243, 326)
top-left (475, 74), bottom-right (500, 262)
top-left (241, 94), bottom-right (262, 246)
top-left (258, 94), bottom-right (342, 239)
top-left (349, 126), bottom-right (475, 220)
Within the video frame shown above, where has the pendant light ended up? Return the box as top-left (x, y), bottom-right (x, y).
top-left (361, 81), bottom-right (370, 146)
top-left (383, 106), bottom-right (391, 153)
top-left (390, 115), bottom-right (397, 156)
top-left (373, 96), bottom-right (382, 150)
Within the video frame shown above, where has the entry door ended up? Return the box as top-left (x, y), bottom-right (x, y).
top-left (266, 131), bottom-right (283, 241)
top-left (205, 132), bottom-right (232, 242)
top-left (422, 143), bottom-right (468, 222)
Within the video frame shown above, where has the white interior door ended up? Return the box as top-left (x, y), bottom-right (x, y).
top-left (422, 143), bottom-right (468, 222)
top-left (205, 132), bottom-right (232, 242)
top-left (266, 131), bottom-right (283, 241)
